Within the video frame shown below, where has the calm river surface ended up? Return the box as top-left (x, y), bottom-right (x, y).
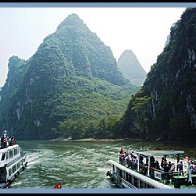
top-left (9, 139), bottom-right (196, 189)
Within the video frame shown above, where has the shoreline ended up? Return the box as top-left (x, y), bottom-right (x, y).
top-left (50, 137), bottom-right (196, 145)
top-left (50, 137), bottom-right (143, 142)
top-left (23, 138), bottom-right (196, 147)
top-left (72, 138), bottom-right (125, 142)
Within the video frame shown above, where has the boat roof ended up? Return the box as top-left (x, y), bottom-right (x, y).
top-left (0, 144), bottom-right (19, 153)
top-left (108, 160), bottom-right (172, 189)
top-left (135, 150), bottom-right (184, 157)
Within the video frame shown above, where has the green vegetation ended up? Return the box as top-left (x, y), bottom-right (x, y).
top-left (0, 14), bottom-right (138, 139)
top-left (115, 8), bottom-right (196, 141)
top-left (2, 9), bottom-right (195, 142)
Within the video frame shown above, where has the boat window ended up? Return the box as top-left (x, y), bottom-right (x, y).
top-left (9, 169), bottom-right (11, 176)
top-left (134, 177), bottom-right (138, 187)
top-left (9, 150), bottom-right (13, 159)
top-left (122, 170), bottom-right (125, 179)
top-left (116, 168), bottom-right (119, 175)
top-left (6, 152), bottom-right (8, 160)
top-left (119, 170), bottom-right (122, 178)
top-left (128, 174), bottom-right (132, 183)
top-left (131, 175), bottom-right (134, 185)
top-left (12, 165), bottom-right (16, 173)
top-left (0, 169), bottom-right (4, 174)
top-left (137, 179), bottom-right (140, 188)
top-left (14, 148), bottom-right (17, 155)
top-left (1, 153), bottom-right (5, 161)
top-left (126, 173), bottom-right (129, 181)
top-left (17, 162), bottom-right (20, 169)
top-left (140, 181), bottom-right (146, 188)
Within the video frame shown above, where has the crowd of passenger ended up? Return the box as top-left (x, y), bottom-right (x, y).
top-left (118, 147), bottom-right (196, 181)
top-left (0, 130), bottom-right (15, 149)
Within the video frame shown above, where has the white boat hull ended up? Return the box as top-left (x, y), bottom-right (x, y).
top-left (0, 144), bottom-right (28, 188)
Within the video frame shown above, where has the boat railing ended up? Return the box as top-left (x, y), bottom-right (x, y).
top-left (118, 154), bottom-right (189, 184)
top-left (111, 170), bottom-right (137, 189)
top-left (134, 163), bottom-right (179, 183)
top-left (121, 178), bottom-right (137, 189)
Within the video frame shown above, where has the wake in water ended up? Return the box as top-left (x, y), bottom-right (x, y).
top-left (9, 140), bottom-right (196, 189)
top-left (26, 152), bottom-right (41, 167)
top-left (26, 148), bottom-right (55, 168)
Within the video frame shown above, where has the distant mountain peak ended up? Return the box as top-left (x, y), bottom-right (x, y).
top-left (123, 50), bottom-right (134, 54)
top-left (67, 13), bottom-right (80, 19)
top-left (0, 11), bottom-right (136, 140)
top-left (120, 50), bottom-right (138, 61)
top-left (65, 13), bottom-right (83, 23)
top-left (117, 50), bottom-right (146, 86)
top-left (57, 13), bottom-right (86, 30)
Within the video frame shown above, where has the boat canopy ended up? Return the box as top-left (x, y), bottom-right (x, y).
top-left (135, 150), bottom-right (184, 157)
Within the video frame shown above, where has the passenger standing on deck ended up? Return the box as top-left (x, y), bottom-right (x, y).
top-left (9, 136), bottom-right (15, 146)
top-left (1, 135), bottom-right (6, 148)
top-left (119, 147), bottom-right (125, 154)
top-left (119, 147), bottom-right (125, 164)
top-left (1, 130), bottom-right (8, 148)
top-left (187, 160), bottom-right (193, 185)
top-left (192, 161), bottom-right (196, 174)
top-left (170, 163), bottom-right (175, 172)
top-left (163, 163), bottom-right (170, 181)
top-left (177, 161), bottom-right (184, 175)
top-left (168, 161), bottom-right (172, 169)
top-left (161, 157), bottom-right (166, 168)
top-left (155, 160), bottom-right (160, 170)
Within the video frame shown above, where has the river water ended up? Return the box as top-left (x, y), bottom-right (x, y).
top-left (9, 139), bottom-right (196, 189)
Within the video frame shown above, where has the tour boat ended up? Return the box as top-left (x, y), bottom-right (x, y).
top-left (0, 130), bottom-right (28, 188)
top-left (106, 150), bottom-right (196, 189)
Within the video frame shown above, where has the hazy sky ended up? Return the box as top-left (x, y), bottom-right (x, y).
top-left (0, 5), bottom-right (186, 87)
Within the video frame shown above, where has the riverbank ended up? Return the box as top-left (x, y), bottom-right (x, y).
top-left (51, 137), bottom-right (143, 142)
top-left (73, 138), bottom-right (125, 142)
top-left (50, 137), bottom-right (196, 147)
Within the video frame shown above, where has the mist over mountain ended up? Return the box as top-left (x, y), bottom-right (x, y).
top-left (117, 50), bottom-right (147, 86)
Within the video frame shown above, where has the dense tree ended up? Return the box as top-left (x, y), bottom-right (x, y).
top-left (0, 14), bottom-right (138, 139)
top-left (115, 8), bottom-right (196, 141)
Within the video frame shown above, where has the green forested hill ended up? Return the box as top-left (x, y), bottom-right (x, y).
top-left (0, 14), bottom-right (138, 139)
top-left (115, 8), bottom-right (196, 141)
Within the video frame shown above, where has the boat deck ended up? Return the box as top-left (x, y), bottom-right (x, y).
top-left (109, 159), bottom-right (196, 189)
top-left (108, 149), bottom-right (196, 189)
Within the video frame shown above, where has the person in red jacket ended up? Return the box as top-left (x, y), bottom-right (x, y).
top-left (54, 182), bottom-right (62, 189)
